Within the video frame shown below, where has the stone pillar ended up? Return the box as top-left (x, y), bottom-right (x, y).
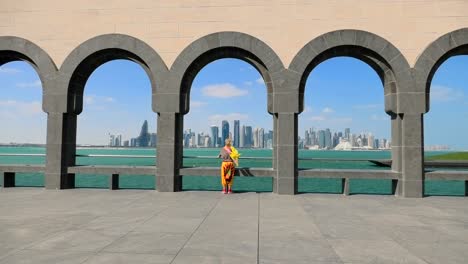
top-left (156, 112), bottom-right (182, 192)
top-left (272, 114), bottom-right (278, 170)
top-left (391, 113), bottom-right (402, 196)
top-left (45, 112), bottom-right (76, 189)
top-left (401, 113), bottom-right (424, 197)
top-left (274, 113), bottom-right (298, 194)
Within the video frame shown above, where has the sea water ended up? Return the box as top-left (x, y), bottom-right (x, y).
top-left (0, 146), bottom-right (464, 196)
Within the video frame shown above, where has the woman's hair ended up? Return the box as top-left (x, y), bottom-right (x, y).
top-left (225, 138), bottom-right (232, 146)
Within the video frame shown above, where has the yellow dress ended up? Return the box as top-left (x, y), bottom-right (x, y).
top-left (220, 146), bottom-right (241, 187)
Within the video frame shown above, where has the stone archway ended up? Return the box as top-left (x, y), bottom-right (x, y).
top-left (155, 31), bottom-right (286, 192)
top-left (0, 36), bottom-right (62, 188)
top-left (45, 34), bottom-right (168, 189)
top-left (414, 28), bottom-right (468, 113)
top-left (0, 36), bottom-right (57, 111)
top-left (413, 28), bottom-right (468, 196)
top-left (288, 30), bottom-right (420, 196)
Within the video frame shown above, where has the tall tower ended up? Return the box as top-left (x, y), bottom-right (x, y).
top-left (245, 126), bottom-right (253, 148)
top-left (253, 128), bottom-right (259, 148)
top-left (240, 125), bottom-right (245, 148)
top-left (138, 120), bottom-right (150, 147)
top-left (368, 134), bottom-right (375, 149)
top-left (345, 128), bottom-right (351, 141)
top-left (210, 126), bottom-right (219, 148)
top-left (318, 130), bottom-right (326, 149)
top-left (325, 128), bottom-right (332, 149)
top-left (259, 128), bottom-right (264, 148)
top-left (222, 120), bottom-right (229, 144)
top-left (233, 120), bottom-right (240, 148)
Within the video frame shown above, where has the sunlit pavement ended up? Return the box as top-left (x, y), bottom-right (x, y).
top-left (0, 188), bottom-right (467, 264)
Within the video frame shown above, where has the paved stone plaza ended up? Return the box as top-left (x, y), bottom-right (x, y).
top-left (0, 189), bottom-right (467, 264)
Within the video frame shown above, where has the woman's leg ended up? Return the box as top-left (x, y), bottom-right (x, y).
top-left (221, 162), bottom-right (227, 193)
top-left (228, 164), bottom-right (235, 193)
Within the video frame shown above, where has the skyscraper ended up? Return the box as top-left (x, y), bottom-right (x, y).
top-left (138, 120), bottom-right (150, 147)
top-left (222, 120), bottom-right (229, 144)
top-left (332, 132), bottom-right (339, 148)
top-left (149, 133), bottom-right (157, 147)
top-left (245, 126), bottom-right (253, 148)
top-left (311, 130), bottom-right (317, 146)
top-left (240, 125), bottom-right (245, 148)
top-left (109, 134), bottom-right (115, 147)
top-left (325, 128), bottom-right (332, 149)
top-left (318, 130), bottom-right (326, 149)
top-left (204, 136), bottom-right (210, 147)
top-left (267, 130), bottom-right (273, 148)
top-left (253, 128), bottom-right (259, 148)
top-left (233, 120), bottom-right (240, 148)
top-left (368, 134), bottom-right (375, 149)
top-left (116, 134), bottom-right (122, 147)
top-left (259, 128), bottom-right (264, 148)
top-left (210, 126), bottom-right (219, 148)
top-left (183, 129), bottom-right (191, 148)
top-left (345, 128), bottom-right (350, 141)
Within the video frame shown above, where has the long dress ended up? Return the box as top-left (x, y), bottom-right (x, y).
top-left (219, 146), bottom-right (236, 187)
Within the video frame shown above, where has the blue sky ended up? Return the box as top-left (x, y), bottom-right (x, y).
top-left (0, 56), bottom-right (467, 149)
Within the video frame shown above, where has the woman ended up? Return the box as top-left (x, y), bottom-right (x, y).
top-left (218, 138), bottom-right (240, 194)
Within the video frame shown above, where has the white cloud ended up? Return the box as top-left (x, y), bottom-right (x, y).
top-left (256, 77), bottom-right (264, 84)
top-left (191, 100), bottom-right (207, 108)
top-left (244, 81), bottom-right (253, 86)
top-left (334, 117), bottom-right (353, 123)
top-left (201, 83), bottom-right (248, 98)
top-left (308, 115), bottom-right (352, 124)
top-left (353, 104), bottom-right (382, 109)
top-left (0, 100), bottom-right (42, 118)
top-left (322, 107), bottom-right (334, 113)
top-left (309, 116), bottom-right (326, 121)
top-left (104, 97), bottom-right (115, 102)
top-left (370, 114), bottom-right (388, 121)
top-left (431, 85), bottom-right (464, 103)
top-left (16, 80), bottom-right (41, 88)
top-left (208, 113), bottom-right (249, 125)
top-left (0, 66), bottom-right (21, 74)
top-left (84, 95), bottom-right (116, 105)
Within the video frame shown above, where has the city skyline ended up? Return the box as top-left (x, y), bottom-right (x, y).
top-left (184, 119), bottom-right (273, 149)
top-left (182, 118), bottom-right (390, 150)
top-left (1, 57), bottom-right (467, 149)
top-left (108, 120), bottom-right (157, 148)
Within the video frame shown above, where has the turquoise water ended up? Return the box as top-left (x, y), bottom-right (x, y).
top-left (0, 147), bottom-right (465, 196)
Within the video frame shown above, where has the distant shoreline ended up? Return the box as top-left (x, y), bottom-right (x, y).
top-left (0, 144), bottom-right (464, 152)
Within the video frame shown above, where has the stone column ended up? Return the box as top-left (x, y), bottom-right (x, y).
top-left (391, 113), bottom-right (402, 195)
top-left (272, 115), bottom-right (278, 169)
top-left (401, 113), bottom-right (424, 197)
top-left (274, 113), bottom-right (298, 194)
top-left (45, 112), bottom-right (76, 189)
top-left (156, 112), bottom-right (182, 192)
